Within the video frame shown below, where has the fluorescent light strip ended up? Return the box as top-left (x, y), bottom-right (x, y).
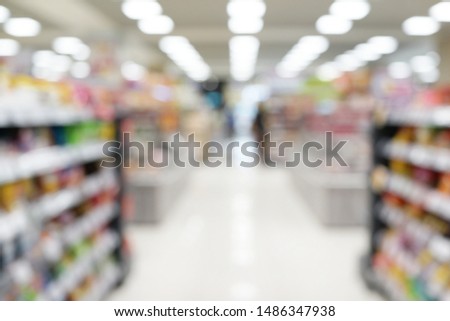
top-left (0, 39), bottom-right (20, 57)
top-left (316, 14), bottom-right (352, 35)
top-left (227, 0), bottom-right (266, 18)
top-left (121, 0), bottom-right (175, 35)
top-left (52, 37), bottom-right (91, 61)
top-left (230, 36), bottom-right (260, 81)
top-left (4, 17), bottom-right (41, 37)
top-left (0, 5), bottom-right (10, 23)
top-left (340, 36), bottom-right (398, 68)
top-left (122, 0), bottom-right (163, 20)
top-left (430, 2), bottom-right (450, 22)
top-left (160, 36), bottom-right (211, 82)
top-left (317, 62), bottom-right (342, 81)
top-left (317, 36), bottom-right (398, 81)
top-left (227, 0), bottom-right (266, 35)
top-left (329, 0), bottom-right (371, 21)
top-left (121, 61), bottom-right (146, 81)
top-left (403, 16), bottom-right (440, 36)
top-left (138, 15), bottom-right (174, 34)
top-left (276, 36), bottom-right (329, 78)
top-left (387, 52), bottom-right (440, 83)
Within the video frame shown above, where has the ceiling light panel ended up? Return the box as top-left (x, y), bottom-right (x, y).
top-left (0, 39), bottom-right (20, 57)
top-left (4, 18), bottom-right (41, 37)
top-left (71, 62), bottom-right (91, 79)
top-left (329, 0), bottom-right (371, 20)
top-left (429, 2), bottom-right (450, 22)
top-left (368, 36), bottom-right (398, 55)
top-left (403, 16), bottom-right (440, 36)
top-left (52, 37), bottom-right (92, 61)
top-left (227, 0), bottom-right (266, 18)
top-left (138, 15), bottom-right (174, 34)
top-left (122, 0), bottom-right (163, 20)
top-left (0, 5), bottom-right (10, 23)
top-left (410, 54), bottom-right (439, 74)
top-left (276, 36), bottom-right (329, 78)
top-left (227, 0), bottom-right (266, 35)
top-left (122, 0), bottom-right (175, 36)
top-left (230, 36), bottom-right (260, 81)
top-left (316, 15), bottom-right (352, 35)
top-left (160, 36), bottom-right (211, 82)
top-left (316, 62), bottom-right (342, 81)
top-left (121, 61), bottom-right (146, 81)
top-left (388, 62), bottom-right (412, 79)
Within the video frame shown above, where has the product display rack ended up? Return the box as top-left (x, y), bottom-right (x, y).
top-left (0, 108), bottom-right (128, 301)
top-left (121, 109), bottom-right (190, 224)
top-left (364, 107), bottom-right (450, 301)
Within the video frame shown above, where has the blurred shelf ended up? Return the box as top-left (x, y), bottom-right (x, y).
top-left (0, 207), bottom-right (28, 238)
top-left (0, 141), bottom-right (107, 185)
top-left (378, 202), bottom-right (450, 263)
top-left (44, 231), bottom-right (119, 301)
top-left (81, 262), bottom-right (122, 301)
top-left (30, 170), bottom-right (118, 222)
top-left (378, 170), bottom-right (450, 222)
top-left (0, 103), bottom-right (126, 301)
top-left (384, 141), bottom-right (450, 172)
top-left (378, 107), bottom-right (450, 127)
top-left (63, 203), bottom-right (117, 248)
top-left (0, 107), bottom-right (94, 128)
top-left (368, 107), bottom-right (450, 301)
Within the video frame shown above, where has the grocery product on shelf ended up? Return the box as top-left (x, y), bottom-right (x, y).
top-left (0, 73), bottom-right (116, 126)
top-left (0, 74), bottom-right (127, 301)
top-left (367, 106), bottom-right (450, 300)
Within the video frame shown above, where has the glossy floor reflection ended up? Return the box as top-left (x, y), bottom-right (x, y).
top-left (111, 166), bottom-right (380, 300)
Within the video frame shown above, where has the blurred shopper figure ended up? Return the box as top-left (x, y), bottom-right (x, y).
top-left (225, 107), bottom-right (235, 138)
top-left (253, 102), bottom-right (268, 162)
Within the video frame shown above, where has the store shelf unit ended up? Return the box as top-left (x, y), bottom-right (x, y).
top-left (0, 111), bottom-right (128, 301)
top-left (120, 110), bottom-right (190, 224)
top-left (291, 109), bottom-right (371, 226)
top-left (364, 107), bottom-right (450, 301)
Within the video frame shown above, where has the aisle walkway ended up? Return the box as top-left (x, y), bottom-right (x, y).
top-left (111, 166), bottom-right (379, 300)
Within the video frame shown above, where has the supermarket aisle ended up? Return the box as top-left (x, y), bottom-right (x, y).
top-left (111, 166), bottom-right (379, 300)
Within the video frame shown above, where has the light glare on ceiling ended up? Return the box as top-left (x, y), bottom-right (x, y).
top-left (228, 17), bottom-right (264, 34)
top-left (138, 15), bottom-right (174, 34)
top-left (230, 36), bottom-right (260, 82)
top-left (388, 62), bottom-right (412, 79)
top-left (160, 36), bottom-right (211, 82)
top-left (354, 43), bottom-right (382, 61)
top-left (335, 53), bottom-right (364, 71)
top-left (410, 55), bottom-right (439, 74)
top-left (329, 0), bottom-right (371, 20)
top-left (419, 69), bottom-right (440, 83)
top-left (298, 36), bottom-right (330, 54)
top-left (0, 39), bottom-right (19, 57)
top-left (121, 61), bottom-right (146, 81)
top-left (316, 15), bottom-right (352, 34)
top-left (53, 55), bottom-right (72, 73)
top-left (402, 16), bottom-right (440, 36)
top-left (53, 37), bottom-right (83, 55)
top-left (121, 0), bottom-right (163, 20)
top-left (429, 2), bottom-right (450, 22)
top-left (4, 18), bottom-right (41, 37)
top-left (71, 62), bottom-right (91, 79)
top-left (73, 44), bottom-right (91, 61)
top-left (32, 50), bottom-right (56, 67)
top-left (368, 36), bottom-right (398, 54)
top-left (0, 5), bottom-right (10, 23)
top-left (316, 62), bottom-right (342, 81)
top-left (227, 0), bottom-right (266, 18)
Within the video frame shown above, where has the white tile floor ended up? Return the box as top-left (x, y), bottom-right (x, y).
top-left (111, 166), bottom-right (380, 301)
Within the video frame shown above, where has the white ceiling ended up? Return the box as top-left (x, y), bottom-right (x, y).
top-left (0, 0), bottom-right (446, 79)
